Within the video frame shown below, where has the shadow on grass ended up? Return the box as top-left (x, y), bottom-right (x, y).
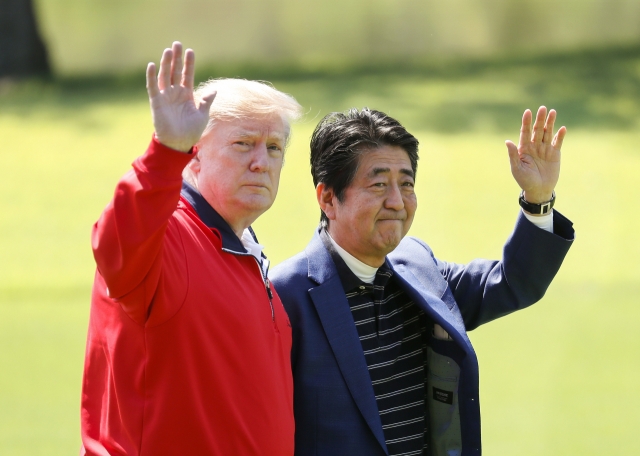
top-left (2, 44), bottom-right (640, 133)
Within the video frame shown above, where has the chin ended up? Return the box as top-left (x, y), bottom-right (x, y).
top-left (237, 196), bottom-right (274, 214)
top-left (378, 233), bottom-right (403, 251)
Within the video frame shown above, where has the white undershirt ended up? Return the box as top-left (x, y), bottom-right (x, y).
top-left (241, 228), bottom-right (269, 277)
top-left (326, 232), bottom-right (378, 284)
top-left (326, 209), bottom-right (554, 284)
top-left (522, 209), bottom-right (554, 233)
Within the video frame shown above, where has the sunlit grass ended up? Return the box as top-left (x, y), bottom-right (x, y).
top-left (0, 289), bottom-right (87, 455)
top-left (1, 51), bottom-right (639, 454)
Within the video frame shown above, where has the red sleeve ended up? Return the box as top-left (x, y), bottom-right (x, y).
top-left (91, 137), bottom-right (195, 320)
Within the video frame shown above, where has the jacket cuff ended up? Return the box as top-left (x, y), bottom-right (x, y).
top-left (132, 135), bottom-right (198, 181)
top-left (551, 210), bottom-right (575, 241)
top-left (517, 209), bottom-right (575, 242)
top-left (503, 210), bottom-right (574, 300)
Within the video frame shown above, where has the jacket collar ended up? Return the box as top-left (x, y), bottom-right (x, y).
top-left (304, 229), bottom-right (390, 455)
top-left (180, 181), bottom-right (258, 255)
top-left (305, 228), bottom-right (337, 284)
top-left (319, 228), bottom-right (367, 292)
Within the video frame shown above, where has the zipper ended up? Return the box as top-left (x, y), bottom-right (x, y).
top-left (222, 247), bottom-right (275, 323)
top-left (254, 256), bottom-right (275, 322)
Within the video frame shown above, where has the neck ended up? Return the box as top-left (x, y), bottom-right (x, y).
top-left (232, 227), bottom-right (244, 239)
top-left (325, 231), bottom-right (379, 283)
top-left (326, 228), bottom-right (385, 268)
top-left (201, 198), bottom-right (257, 241)
top-left (223, 215), bottom-right (252, 240)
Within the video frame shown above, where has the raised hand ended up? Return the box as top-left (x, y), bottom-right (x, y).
top-left (506, 106), bottom-right (566, 204)
top-left (146, 41), bottom-right (216, 152)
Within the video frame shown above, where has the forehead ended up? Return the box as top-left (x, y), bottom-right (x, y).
top-left (355, 145), bottom-right (413, 177)
top-left (214, 115), bottom-right (288, 141)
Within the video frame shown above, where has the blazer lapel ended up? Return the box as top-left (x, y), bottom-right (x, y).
top-left (305, 233), bottom-right (389, 455)
top-left (391, 262), bottom-right (472, 347)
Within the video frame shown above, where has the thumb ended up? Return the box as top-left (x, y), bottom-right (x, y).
top-left (505, 140), bottom-right (519, 168)
top-left (198, 90), bottom-right (217, 116)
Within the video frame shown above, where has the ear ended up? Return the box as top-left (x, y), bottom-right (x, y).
top-left (186, 152), bottom-right (201, 176)
top-left (316, 183), bottom-right (337, 221)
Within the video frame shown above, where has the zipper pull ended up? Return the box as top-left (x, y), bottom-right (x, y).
top-left (265, 277), bottom-right (274, 300)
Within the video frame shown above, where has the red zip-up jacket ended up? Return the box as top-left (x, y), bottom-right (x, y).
top-left (80, 138), bottom-right (294, 455)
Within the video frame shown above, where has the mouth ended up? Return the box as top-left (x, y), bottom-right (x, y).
top-left (243, 183), bottom-right (269, 189)
top-left (378, 211), bottom-right (406, 223)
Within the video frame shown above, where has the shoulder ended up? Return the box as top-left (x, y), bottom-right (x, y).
top-left (389, 237), bottom-right (443, 282)
top-left (390, 236), bottom-right (437, 262)
top-left (270, 252), bottom-right (314, 317)
top-left (270, 251), bottom-right (310, 289)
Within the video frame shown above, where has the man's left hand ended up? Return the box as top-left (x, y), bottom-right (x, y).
top-left (506, 106), bottom-right (566, 204)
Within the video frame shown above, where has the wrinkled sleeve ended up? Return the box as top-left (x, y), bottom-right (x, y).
top-left (91, 137), bottom-right (194, 322)
top-left (437, 210), bottom-right (574, 331)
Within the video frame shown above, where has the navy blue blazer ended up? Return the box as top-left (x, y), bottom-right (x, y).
top-left (270, 211), bottom-right (574, 456)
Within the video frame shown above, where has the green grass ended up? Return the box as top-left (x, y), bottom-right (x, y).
top-left (0, 288), bottom-right (88, 455)
top-left (1, 50), bottom-right (639, 454)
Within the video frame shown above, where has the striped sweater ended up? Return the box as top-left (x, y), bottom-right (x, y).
top-left (321, 230), bottom-right (429, 456)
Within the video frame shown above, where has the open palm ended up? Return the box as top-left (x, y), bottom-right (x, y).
top-left (506, 106), bottom-right (566, 204)
top-left (146, 42), bottom-right (216, 152)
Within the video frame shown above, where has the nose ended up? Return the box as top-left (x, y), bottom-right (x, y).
top-left (249, 143), bottom-right (269, 172)
top-left (384, 183), bottom-right (405, 211)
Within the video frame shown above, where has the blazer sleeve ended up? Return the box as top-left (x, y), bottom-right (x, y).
top-left (436, 210), bottom-right (574, 331)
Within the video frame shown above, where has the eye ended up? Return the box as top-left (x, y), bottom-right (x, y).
top-left (232, 141), bottom-right (252, 152)
top-left (267, 144), bottom-right (284, 157)
top-left (402, 181), bottom-right (415, 188)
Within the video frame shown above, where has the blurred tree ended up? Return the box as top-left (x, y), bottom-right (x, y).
top-left (0, 0), bottom-right (50, 77)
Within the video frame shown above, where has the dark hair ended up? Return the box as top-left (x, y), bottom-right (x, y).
top-left (310, 107), bottom-right (419, 226)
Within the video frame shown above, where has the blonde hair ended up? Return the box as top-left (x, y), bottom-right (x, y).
top-left (183, 78), bottom-right (303, 186)
top-left (195, 78), bottom-right (302, 138)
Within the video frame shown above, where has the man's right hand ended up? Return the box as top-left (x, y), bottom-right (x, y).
top-left (146, 41), bottom-right (217, 152)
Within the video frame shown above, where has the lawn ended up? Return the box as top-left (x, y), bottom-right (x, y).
top-left (1, 48), bottom-right (639, 454)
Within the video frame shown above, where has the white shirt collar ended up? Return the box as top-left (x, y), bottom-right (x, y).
top-left (241, 229), bottom-right (269, 276)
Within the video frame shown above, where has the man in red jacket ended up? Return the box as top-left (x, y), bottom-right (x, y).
top-left (80, 41), bottom-right (302, 455)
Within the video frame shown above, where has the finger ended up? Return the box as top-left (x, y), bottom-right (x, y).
top-left (170, 41), bottom-right (183, 86)
top-left (198, 90), bottom-right (217, 116)
top-left (505, 140), bottom-right (520, 168)
top-left (182, 48), bottom-right (196, 90)
top-left (146, 62), bottom-right (159, 98)
top-left (532, 106), bottom-right (547, 143)
top-left (543, 109), bottom-right (557, 144)
top-left (158, 48), bottom-right (172, 91)
top-left (519, 109), bottom-right (532, 149)
top-left (552, 126), bottom-right (567, 150)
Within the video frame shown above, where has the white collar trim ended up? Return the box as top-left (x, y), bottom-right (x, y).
top-left (241, 229), bottom-right (269, 277)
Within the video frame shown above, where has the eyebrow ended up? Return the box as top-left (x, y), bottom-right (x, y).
top-left (368, 167), bottom-right (415, 179)
top-left (233, 130), bottom-right (285, 142)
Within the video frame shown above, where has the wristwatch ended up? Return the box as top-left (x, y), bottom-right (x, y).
top-left (519, 191), bottom-right (555, 215)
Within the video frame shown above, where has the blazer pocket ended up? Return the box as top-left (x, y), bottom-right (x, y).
top-left (427, 343), bottom-right (463, 456)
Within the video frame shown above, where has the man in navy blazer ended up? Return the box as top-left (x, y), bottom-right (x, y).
top-left (270, 107), bottom-right (574, 456)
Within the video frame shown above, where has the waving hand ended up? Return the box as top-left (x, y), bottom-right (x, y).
top-left (506, 106), bottom-right (566, 204)
top-left (146, 41), bottom-right (216, 152)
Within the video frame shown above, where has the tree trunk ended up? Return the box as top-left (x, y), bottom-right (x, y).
top-left (0, 0), bottom-right (51, 78)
